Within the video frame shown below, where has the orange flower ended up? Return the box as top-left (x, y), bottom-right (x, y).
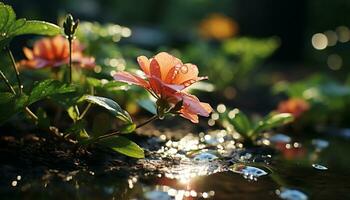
top-left (199, 13), bottom-right (239, 40)
top-left (114, 52), bottom-right (213, 123)
top-left (19, 35), bottom-right (95, 69)
top-left (277, 98), bottom-right (309, 118)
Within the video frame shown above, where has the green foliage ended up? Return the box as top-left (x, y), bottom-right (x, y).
top-left (273, 74), bottom-right (350, 126)
top-left (29, 79), bottom-right (76, 104)
top-left (137, 99), bottom-right (157, 115)
top-left (0, 3), bottom-right (61, 49)
top-left (36, 108), bottom-right (50, 129)
top-left (66, 120), bottom-right (90, 140)
top-left (216, 108), bottom-right (293, 142)
top-left (252, 113), bottom-right (294, 135)
top-left (98, 136), bottom-right (144, 158)
top-left (0, 92), bottom-right (28, 124)
top-left (182, 37), bottom-right (279, 90)
top-left (83, 95), bottom-right (133, 124)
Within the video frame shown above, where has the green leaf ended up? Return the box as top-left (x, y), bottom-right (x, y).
top-left (13, 20), bottom-right (61, 37)
top-left (0, 92), bottom-right (28, 124)
top-left (137, 99), bottom-right (157, 115)
top-left (51, 92), bottom-right (83, 109)
top-left (66, 120), bottom-right (90, 140)
top-left (36, 107), bottom-right (50, 129)
top-left (98, 136), bottom-right (144, 158)
top-left (253, 113), bottom-right (294, 134)
top-left (119, 123), bottom-right (136, 134)
top-left (0, 3), bottom-right (60, 49)
top-left (67, 106), bottom-right (80, 122)
top-left (83, 95), bottom-right (133, 124)
top-left (29, 79), bottom-right (75, 104)
top-left (227, 109), bottom-right (251, 136)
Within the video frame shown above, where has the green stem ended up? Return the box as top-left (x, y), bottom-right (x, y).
top-left (94, 115), bottom-right (158, 142)
top-left (6, 46), bottom-right (22, 94)
top-left (25, 107), bottom-right (38, 121)
top-left (4, 47), bottom-right (38, 121)
top-left (0, 69), bottom-right (16, 94)
top-left (68, 37), bottom-right (73, 83)
top-left (78, 103), bottom-right (91, 120)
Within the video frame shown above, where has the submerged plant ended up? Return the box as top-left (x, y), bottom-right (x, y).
top-left (212, 107), bottom-right (293, 145)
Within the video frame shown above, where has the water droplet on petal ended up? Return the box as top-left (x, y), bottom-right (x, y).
top-left (312, 164), bottom-right (328, 170)
top-left (180, 65), bottom-right (188, 74)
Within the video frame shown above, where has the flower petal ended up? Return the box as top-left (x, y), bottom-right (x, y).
top-left (181, 93), bottom-right (212, 117)
top-left (154, 52), bottom-right (182, 81)
top-left (23, 47), bottom-right (34, 59)
top-left (180, 111), bottom-right (199, 123)
top-left (137, 56), bottom-right (151, 75)
top-left (172, 63), bottom-right (201, 86)
top-left (114, 71), bottom-right (150, 89)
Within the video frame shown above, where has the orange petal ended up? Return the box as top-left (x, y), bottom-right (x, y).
top-left (51, 36), bottom-right (66, 59)
top-left (23, 47), bottom-right (34, 59)
top-left (114, 71), bottom-right (150, 89)
top-left (154, 52), bottom-right (182, 81)
top-left (180, 110), bottom-right (199, 123)
top-left (181, 93), bottom-right (212, 117)
top-left (149, 58), bottom-right (161, 79)
top-left (137, 56), bottom-right (151, 75)
top-left (172, 63), bottom-right (200, 86)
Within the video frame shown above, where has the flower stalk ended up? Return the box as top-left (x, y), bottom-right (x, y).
top-left (63, 14), bottom-right (79, 84)
top-left (94, 115), bottom-right (159, 141)
top-left (6, 46), bottom-right (23, 94)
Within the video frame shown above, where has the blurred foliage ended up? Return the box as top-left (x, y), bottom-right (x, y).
top-left (182, 37), bottom-right (279, 90)
top-left (273, 74), bottom-right (350, 126)
top-left (211, 106), bottom-right (293, 145)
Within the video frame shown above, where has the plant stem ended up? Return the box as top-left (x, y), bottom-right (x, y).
top-left (25, 107), bottom-right (38, 121)
top-left (6, 46), bottom-right (22, 94)
top-left (94, 115), bottom-right (158, 141)
top-left (0, 69), bottom-right (16, 94)
top-left (4, 47), bottom-right (38, 121)
top-left (78, 103), bottom-right (91, 120)
top-left (68, 37), bottom-right (73, 83)
top-left (0, 70), bottom-right (38, 121)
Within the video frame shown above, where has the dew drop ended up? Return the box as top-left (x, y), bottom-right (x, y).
top-left (180, 65), bottom-right (188, 74)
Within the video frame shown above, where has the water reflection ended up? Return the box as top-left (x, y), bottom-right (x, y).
top-left (1, 131), bottom-right (349, 199)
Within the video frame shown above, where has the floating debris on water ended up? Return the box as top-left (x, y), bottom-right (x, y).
top-left (193, 152), bottom-right (218, 162)
top-left (230, 164), bottom-right (268, 181)
top-left (276, 188), bottom-right (308, 200)
top-left (312, 164), bottom-right (328, 171)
